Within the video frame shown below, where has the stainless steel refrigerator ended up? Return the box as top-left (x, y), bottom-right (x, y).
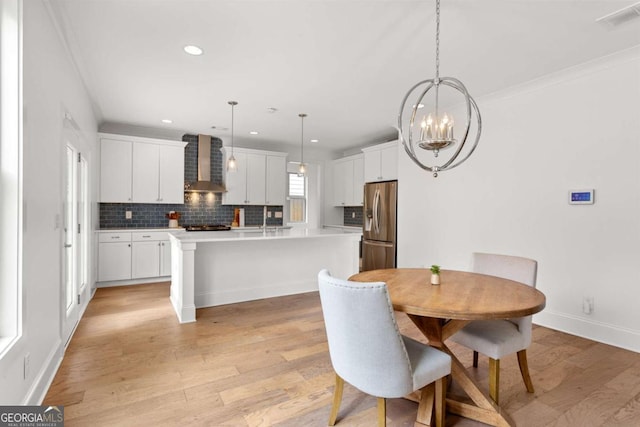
top-left (362, 180), bottom-right (397, 271)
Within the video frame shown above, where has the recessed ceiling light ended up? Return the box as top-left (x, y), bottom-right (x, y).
top-left (249, 131), bottom-right (259, 135)
top-left (310, 139), bottom-right (319, 143)
top-left (184, 45), bottom-right (203, 56)
top-left (161, 119), bottom-right (173, 124)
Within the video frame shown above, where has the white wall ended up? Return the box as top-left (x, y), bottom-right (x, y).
top-left (397, 47), bottom-right (640, 352)
top-left (0, 0), bottom-right (99, 404)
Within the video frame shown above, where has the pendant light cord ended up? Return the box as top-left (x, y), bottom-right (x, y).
top-left (299, 113), bottom-right (306, 165)
top-left (434, 0), bottom-right (441, 117)
top-left (228, 101), bottom-right (238, 156)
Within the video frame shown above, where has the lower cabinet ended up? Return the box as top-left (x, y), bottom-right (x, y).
top-left (98, 234), bottom-right (132, 282)
top-left (98, 230), bottom-right (172, 282)
top-left (160, 241), bottom-right (171, 277)
top-left (131, 241), bottom-right (161, 279)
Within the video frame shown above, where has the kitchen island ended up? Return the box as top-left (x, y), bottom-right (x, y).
top-left (169, 228), bottom-right (361, 323)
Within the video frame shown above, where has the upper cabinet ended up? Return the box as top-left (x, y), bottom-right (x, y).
top-left (265, 155), bottom-right (287, 205)
top-left (332, 154), bottom-right (364, 207)
top-left (362, 140), bottom-right (399, 183)
top-left (100, 134), bottom-right (186, 204)
top-left (221, 147), bottom-right (287, 206)
top-left (101, 138), bottom-right (133, 202)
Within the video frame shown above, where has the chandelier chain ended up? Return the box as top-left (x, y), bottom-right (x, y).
top-left (435, 0), bottom-right (440, 82)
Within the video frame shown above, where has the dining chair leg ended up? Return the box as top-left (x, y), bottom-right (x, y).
top-left (377, 397), bottom-right (386, 427)
top-left (472, 350), bottom-right (479, 368)
top-left (517, 349), bottom-right (535, 393)
top-left (489, 358), bottom-right (500, 404)
top-left (435, 377), bottom-right (447, 427)
top-left (328, 374), bottom-right (344, 426)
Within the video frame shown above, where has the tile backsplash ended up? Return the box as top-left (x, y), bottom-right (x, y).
top-left (99, 134), bottom-right (283, 229)
top-left (343, 206), bottom-right (363, 227)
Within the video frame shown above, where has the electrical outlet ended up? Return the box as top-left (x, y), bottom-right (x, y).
top-left (24, 353), bottom-right (30, 379)
top-left (351, 212), bottom-right (356, 218)
top-left (125, 211), bottom-right (132, 219)
top-left (268, 211), bottom-right (272, 218)
top-left (583, 297), bottom-right (594, 314)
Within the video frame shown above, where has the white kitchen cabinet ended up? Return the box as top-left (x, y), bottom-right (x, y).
top-left (246, 153), bottom-right (266, 204)
top-left (98, 232), bottom-right (132, 282)
top-left (98, 230), bottom-right (172, 283)
top-left (160, 240), bottom-right (171, 277)
top-left (159, 145), bottom-right (185, 203)
top-left (100, 133), bottom-right (186, 204)
top-left (100, 139), bottom-right (132, 203)
top-left (362, 141), bottom-right (399, 183)
top-left (131, 241), bottom-right (160, 279)
top-left (332, 154), bottom-right (363, 207)
top-left (132, 143), bottom-right (160, 203)
top-left (222, 147), bottom-right (287, 206)
top-left (265, 155), bottom-right (286, 205)
top-left (222, 151), bottom-right (247, 205)
top-left (352, 156), bottom-right (364, 205)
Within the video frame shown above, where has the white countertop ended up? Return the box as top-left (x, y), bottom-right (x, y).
top-left (96, 227), bottom-right (184, 233)
top-left (323, 224), bottom-right (362, 233)
top-left (169, 227), bottom-right (361, 243)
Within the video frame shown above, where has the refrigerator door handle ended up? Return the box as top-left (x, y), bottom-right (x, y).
top-left (363, 240), bottom-right (393, 248)
top-left (373, 189), bottom-right (380, 235)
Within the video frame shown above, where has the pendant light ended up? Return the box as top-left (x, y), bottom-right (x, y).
top-left (227, 101), bottom-right (238, 172)
top-left (298, 113), bottom-right (307, 176)
top-left (398, 0), bottom-right (481, 177)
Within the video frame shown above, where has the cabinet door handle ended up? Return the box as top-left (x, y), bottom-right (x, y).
top-left (127, 244), bottom-right (131, 247)
top-left (142, 235), bottom-right (151, 238)
top-left (111, 236), bottom-right (120, 239)
top-left (64, 243), bottom-right (72, 248)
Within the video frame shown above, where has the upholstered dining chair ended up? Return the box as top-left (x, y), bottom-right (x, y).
top-left (449, 252), bottom-right (538, 404)
top-left (317, 269), bottom-right (452, 427)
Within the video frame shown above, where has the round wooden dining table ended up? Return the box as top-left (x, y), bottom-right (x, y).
top-left (349, 268), bottom-right (546, 427)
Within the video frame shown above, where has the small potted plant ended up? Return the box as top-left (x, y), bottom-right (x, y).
top-left (430, 264), bottom-right (441, 285)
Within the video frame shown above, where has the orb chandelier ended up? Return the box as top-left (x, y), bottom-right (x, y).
top-left (398, 0), bottom-right (481, 177)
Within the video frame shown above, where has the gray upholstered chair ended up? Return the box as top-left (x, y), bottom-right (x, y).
top-left (318, 269), bottom-right (451, 427)
top-left (449, 252), bottom-right (538, 404)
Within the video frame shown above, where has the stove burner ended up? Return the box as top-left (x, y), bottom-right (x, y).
top-left (184, 224), bottom-right (231, 232)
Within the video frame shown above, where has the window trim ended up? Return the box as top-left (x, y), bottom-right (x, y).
top-left (0, 0), bottom-right (23, 357)
top-left (287, 172), bottom-right (307, 224)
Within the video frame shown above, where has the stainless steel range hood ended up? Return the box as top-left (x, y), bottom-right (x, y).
top-left (184, 134), bottom-right (226, 193)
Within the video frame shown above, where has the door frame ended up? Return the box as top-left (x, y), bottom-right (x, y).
top-left (61, 123), bottom-right (89, 347)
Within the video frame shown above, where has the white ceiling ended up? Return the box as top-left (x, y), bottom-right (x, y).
top-left (52, 0), bottom-right (640, 153)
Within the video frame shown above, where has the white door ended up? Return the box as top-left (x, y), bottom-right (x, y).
top-left (62, 143), bottom-right (80, 345)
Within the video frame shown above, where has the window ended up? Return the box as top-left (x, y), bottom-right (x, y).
top-left (288, 173), bottom-right (306, 223)
top-left (0, 0), bottom-right (22, 355)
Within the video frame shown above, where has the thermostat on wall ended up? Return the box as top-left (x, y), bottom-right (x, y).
top-left (569, 189), bottom-right (594, 205)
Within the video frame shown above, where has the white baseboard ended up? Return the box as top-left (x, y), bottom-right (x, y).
top-left (534, 310), bottom-right (640, 353)
top-left (23, 339), bottom-right (63, 405)
top-left (195, 280), bottom-right (318, 308)
top-left (96, 277), bottom-right (170, 288)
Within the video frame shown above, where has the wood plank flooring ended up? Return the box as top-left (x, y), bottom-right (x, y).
top-left (44, 282), bottom-right (640, 426)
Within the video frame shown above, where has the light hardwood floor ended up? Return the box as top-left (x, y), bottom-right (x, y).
top-left (45, 282), bottom-right (640, 426)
